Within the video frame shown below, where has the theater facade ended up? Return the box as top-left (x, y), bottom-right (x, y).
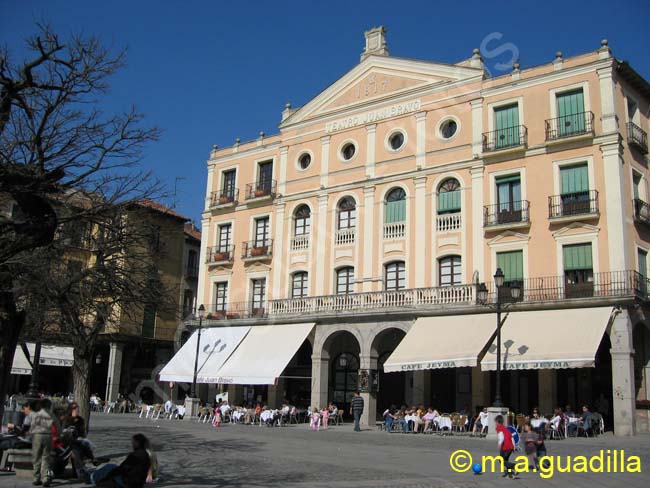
top-left (186, 27), bottom-right (650, 435)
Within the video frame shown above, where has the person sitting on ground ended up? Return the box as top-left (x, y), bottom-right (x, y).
top-left (89, 433), bottom-right (151, 488)
top-left (62, 402), bottom-right (97, 480)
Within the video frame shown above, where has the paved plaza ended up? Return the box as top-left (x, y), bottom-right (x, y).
top-left (1, 414), bottom-right (649, 488)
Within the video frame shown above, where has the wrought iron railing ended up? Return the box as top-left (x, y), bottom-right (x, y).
top-left (549, 190), bottom-right (599, 218)
top-left (483, 201), bottom-right (530, 227)
top-left (203, 301), bottom-right (267, 320)
top-left (436, 212), bottom-right (462, 232)
top-left (206, 245), bottom-right (235, 264)
top-left (245, 179), bottom-right (277, 200)
top-left (482, 125), bottom-right (527, 152)
top-left (634, 199), bottom-right (650, 226)
top-left (241, 239), bottom-right (273, 259)
top-left (628, 122), bottom-right (648, 154)
top-left (211, 188), bottom-right (239, 207)
top-left (545, 111), bottom-right (594, 141)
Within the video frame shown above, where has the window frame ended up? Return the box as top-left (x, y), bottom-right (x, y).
top-left (384, 261), bottom-right (406, 291)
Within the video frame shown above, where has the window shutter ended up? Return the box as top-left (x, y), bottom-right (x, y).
top-left (495, 104), bottom-right (520, 147)
top-left (385, 199), bottom-right (406, 223)
top-left (496, 251), bottom-right (523, 282)
top-left (437, 190), bottom-right (461, 213)
top-left (563, 243), bottom-right (593, 271)
top-left (560, 164), bottom-right (589, 194)
top-left (557, 89), bottom-right (585, 135)
top-left (638, 249), bottom-right (647, 279)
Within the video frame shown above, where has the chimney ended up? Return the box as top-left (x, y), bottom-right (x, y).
top-left (361, 26), bottom-right (389, 62)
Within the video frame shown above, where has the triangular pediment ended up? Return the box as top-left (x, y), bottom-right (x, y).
top-left (280, 55), bottom-right (483, 128)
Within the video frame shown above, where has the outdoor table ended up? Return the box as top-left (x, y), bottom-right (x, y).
top-left (260, 410), bottom-right (274, 423)
top-left (232, 411), bottom-right (244, 422)
top-left (530, 418), bottom-right (546, 429)
top-left (436, 417), bottom-right (452, 430)
top-left (404, 414), bottom-right (419, 423)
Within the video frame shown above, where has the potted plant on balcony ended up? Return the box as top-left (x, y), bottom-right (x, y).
top-left (218, 195), bottom-right (232, 205)
top-left (226, 311), bottom-right (240, 320)
top-left (251, 307), bottom-right (265, 317)
top-left (213, 310), bottom-right (226, 320)
top-left (213, 250), bottom-right (230, 262)
top-left (250, 245), bottom-right (267, 257)
top-left (254, 188), bottom-right (267, 198)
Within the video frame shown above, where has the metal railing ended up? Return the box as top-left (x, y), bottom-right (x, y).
top-left (335, 228), bottom-right (356, 246)
top-left (383, 221), bottom-right (405, 240)
top-left (206, 245), bottom-right (235, 264)
top-left (245, 179), bottom-right (277, 200)
top-left (210, 188), bottom-right (239, 207)
top-left (628, 122), bottom-right (648, 154)
top-left (483, 201), bottom-right (530, 227)
top-left (549, 190), bottom-right (599, 218)
top-left (241, 239), bottom-right (273, 259)
top-left (203, 301), bottom-right (267, 320)
top-left (545, 111), bottom-right (594, 141)
top-left (482, 125), bottom-right (527, 152)
top-left (634, 199), bottom-right (650, 226)
top-left (290, 234), bottom-right (310, 251)
top-left (436, 212), bottom-right (462, 232)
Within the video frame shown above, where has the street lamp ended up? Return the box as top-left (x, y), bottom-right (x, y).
top-left (478, 268), bottom-right (520, 407)
top-left (190, 304), bottom-right (206, 399)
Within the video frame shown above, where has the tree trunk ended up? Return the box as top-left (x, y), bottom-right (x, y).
top-left (0, 290), bottom-right (25, 423)
top-left (72, 347), bottom-right (92, 431)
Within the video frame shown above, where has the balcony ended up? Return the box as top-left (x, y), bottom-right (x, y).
top-left (184, 265), bottom-right (199, 279)
top-left (483, 201), bottom-right (530, 229)
top-left (245, 179), bottom-right (277, 201)
top-left (482, 125), bottom-right (527, 154)
top-left (290, 234), bottom-right (310, 252)
top-left (241, 239), bottom-right (273, 261)
top-left (628, 122), bottom-right (648, 154)
top-left (190, 270), bottom-right (648, 324)
top-left (634, 199), bottom-right (650, 227)
top-left (383, 221), bottom-right (405, 240)
top-left (545, 111), bottom-right (594, 142)
top-left (335, 228), bottom-right (356, 246)
top-left (548, 190), bottom-right (599, 221)
top-left (436, 212), bottom-right (462, 233)
top-left (210, 189), bottom-right (239, 209)
top-left (206, 245), bottom-right (234, 265)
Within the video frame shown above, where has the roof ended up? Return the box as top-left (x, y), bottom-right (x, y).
top-left (616, 60), bottom-right (650, 100)
top-left (184, 223), bottom-right (201, 242)
top-left (136, 199), bottom-right (190, 222)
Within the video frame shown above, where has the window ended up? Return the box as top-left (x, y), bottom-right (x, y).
top-left (218, 223), bottom-right (232, 251)
top-left (496, 250), bottom-right (524, 285)
top-left (254, 217), bottom-right (270, 247)
top-left (439, 256), bottom-right (462, 286)
top-left (556, 89), bottom-right (585, 136)
top-left (384, 261), bottom-right (406, 291)
top-left (439, 119), bottom-right (458, 139)
top-left (293, 205), bottom-right (311, 236)
top-left (214, 282), bottom-right (228, 312)
top-left (332, 353), bottom-right (359, 409)
top-left (142, 304), bottom-right (156, 338)
top-left (496, 174), bottom-right (523, 222)
top-left (633, 172), bottom-right (643, 201)
top-left (187, 249), bottom-right (198, 275)
top-left (385, 188), bottom-right (406, 223)
top-left (560, 163), bottom-right (590, 214)
top-left (437, 178), bottom-right (461, 214)
top-left (494, 103), bottom-right (520, 148)
top-left (257, 161), bottom-right (273, 191)
top-left (291, 272), bottom-right (308, 298)
top-left (388, 131), bottom-right (405, 151)
top-left (337, 197), bottom-right (356, 229)
top-left (628, 98), bottom-right (640, 124)
top-left (341, 142), bottom-right (356, 161)
top-left (222, 170), bottom-right (236, 199)
top-left (563, 243), bottom-right (594, 298)
top-left (336, 267), bottom-right (355, 294)
top-left (251, 278), bottom-right (266, 312)
top-left (638, 248), bottom-right (647, 280)
top-left (298, 152), bottom-right (311, 170)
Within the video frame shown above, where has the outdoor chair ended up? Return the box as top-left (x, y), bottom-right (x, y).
top-left (515, 414), bottom-right (527, 433)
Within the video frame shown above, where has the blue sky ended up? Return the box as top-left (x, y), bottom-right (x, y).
top-left (2, 0), bottom-right (649, 226)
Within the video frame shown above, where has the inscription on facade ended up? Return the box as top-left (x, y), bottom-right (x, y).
top-left (325, 99), bottom-right (421, 133)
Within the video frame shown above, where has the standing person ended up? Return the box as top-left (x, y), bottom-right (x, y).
top-left (522, 424), bottom-right (537, 469)
top-left (495, 415), bottom-right (517, 479)
top-left (28, 399), bottom-right (54, 487)
top-left (349, 391), bottom-right (364, 432)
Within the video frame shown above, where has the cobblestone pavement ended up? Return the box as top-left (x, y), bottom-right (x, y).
top-left (1, 414), bottom-right (649, 487)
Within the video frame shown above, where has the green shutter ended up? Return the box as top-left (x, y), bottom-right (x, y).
top-left (385, 199), bottom-right (406, 223)
top-left (560, 164), bottom-right (589, 194)
top-left (638, 249), bottom-right (648, 279)
top-left (557, 89), bottom-right (585, 135)
top-left (497, 250), bottom-right (523, 282)
top-left (437, 190), bottom-right (461, 213)
top-left (563, 244), bottom-right (593, 271)
top-left (494, 104), bottom-right (520, 147)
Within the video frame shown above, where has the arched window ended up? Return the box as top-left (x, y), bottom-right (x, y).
top-left (439, 255), bottom-right (462, 286)
top-left (291, 271), bottom-right (308, 298)
top-left (384, 261), bottom-right (405, 291)
top-left (293, 205), bottom-right (311, 236)
top-left (337, 197), bottom-right (356, 230)
top-left (336, 267), bottom-right (355, 294)
top-left (437, 178), bottom-right (461, 214)
top-left (385, 188), bottom-right (406, 223)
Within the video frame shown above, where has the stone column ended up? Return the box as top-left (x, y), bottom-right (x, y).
top-left (278, 146), bottom-right (288, 195)
top-left (365, 124), bottom-right (377, 178)
top-left (267, 384), bottom-right (281, 408)
top-left (610, 309), bottom-right (636, 436)
top-left (538, 370), bottom-right (557, 415)
top-left (314, 194), bottom-right (329, 296)
top-left (414, 176), bottom-right (427, 288)
top-left (415, 112), bottom-right (426, 169)
top-left (359, 354), bottom-right (378, 428)
top-left (320, 136), bottom-right (330, 188)
top-left (310, 355), bottom-right (329, 409)
top-left (601, 142), bottom-right (628, 272)
top-left (471, 366), bottom-right (490, 410)
top-left (362, 186), bottom-right (376, 292)
top-left (411, 371), bottom-right (427, 406)
top-left (470, 165), bottom-right (485, 280)
top-left (470, 99), bottom-right (483, 157)
top-left (270, 202), bottom-right (286, 299)
top-left (105, 342), bottom-right (124, 402)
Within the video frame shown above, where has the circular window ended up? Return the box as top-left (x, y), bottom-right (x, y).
top-left (341, 142), bottom-right (356, 161)
top-left (298, 152), bottom-right (311, 170)
top-left (388, 131), bottom-right (405, 151)
top-left (439, 119), bottom-right (458, 140)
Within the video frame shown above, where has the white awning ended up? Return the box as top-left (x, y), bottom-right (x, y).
top-left (11, 347), bottom-right (32, 375)
top-left (214, 323), bottom-right (315, 385)
top-left (159, 326), bottom-right (251, 383)
top-left (11, 343), bottom-right (74, 374)
top-left (383, 314), bottom-right (497, 372)
top-left (480, 307), bottom-right (613, 371)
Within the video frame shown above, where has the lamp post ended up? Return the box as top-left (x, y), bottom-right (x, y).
top-left (190, 304), bottom-right (206, 399)
top-left (477, 268), bottom-right (521, 408)
top-left (26, 342), bottom-right (42, 398)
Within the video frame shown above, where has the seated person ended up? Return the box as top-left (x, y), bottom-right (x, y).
top-left (89, 434), bottom-right (150, 487)
top-left (472, 407), bottom-right (489, 435)
top-left (422, 408), bottom-right (439, 433)
top-left (411, 408), bottom-right (424, 433)
top-left (391, 409), bottom-right (409, 433)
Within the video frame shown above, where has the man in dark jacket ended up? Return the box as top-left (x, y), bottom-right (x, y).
top-left (349, 391), bottom-right (364, 432)
top-left (90, 434), bottom-right (150, 488)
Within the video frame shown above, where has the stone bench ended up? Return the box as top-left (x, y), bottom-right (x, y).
top-left (1, 448), bottom-right (32, 478)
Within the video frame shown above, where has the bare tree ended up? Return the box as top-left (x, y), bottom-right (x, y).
top-left (0, 24), bottom-right (160, 419)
